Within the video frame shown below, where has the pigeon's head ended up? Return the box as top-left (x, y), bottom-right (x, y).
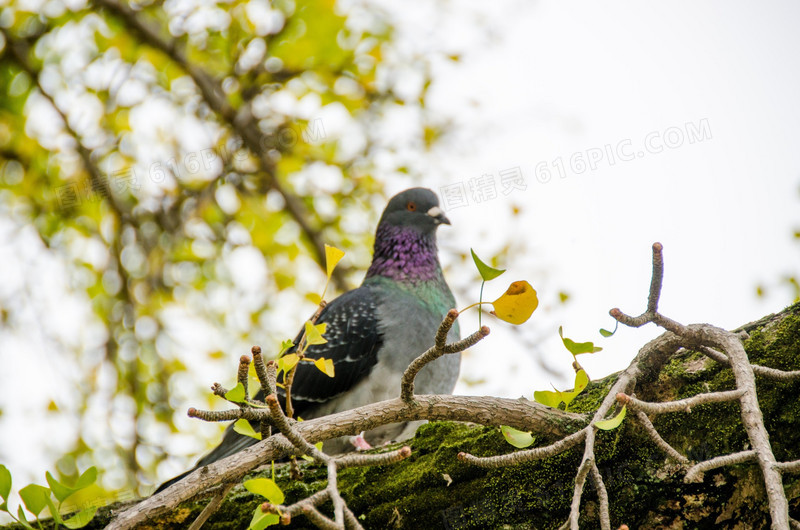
top-left (377, 188), bottom-right (450, 234)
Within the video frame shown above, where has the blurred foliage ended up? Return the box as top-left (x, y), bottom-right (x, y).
top-left (0, 0), bottom-right (442, 494)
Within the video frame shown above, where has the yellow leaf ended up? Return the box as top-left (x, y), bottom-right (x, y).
top-left (325, 244), bottom-right (345, 281)
top-left (491, 281), bottom-right (538, 325)
top-left (307, 292), bottom-right (322, 305)
top-left (279, 353), bottom-right (299, 372)
top-left (304, 320), bottom-right (328, 345)
top-left (314, 357), bottom-right (335, 377)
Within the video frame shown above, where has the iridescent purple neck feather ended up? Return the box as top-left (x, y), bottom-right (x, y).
top-left (365, 224), bottom-right (442, 283)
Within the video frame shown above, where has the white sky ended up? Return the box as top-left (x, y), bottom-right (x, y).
top-left (1, 0), bottom-right (798, 497)
top-left (398, 1), bottom-right (800, 396)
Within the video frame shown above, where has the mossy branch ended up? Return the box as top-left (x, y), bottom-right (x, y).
top-left (108, 243), bottom-right (799, 529)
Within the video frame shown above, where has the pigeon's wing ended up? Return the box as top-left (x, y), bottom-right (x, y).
top-left (154, 286), bottom-right (383, 493)
top-left (278, 285), bottom-right (383, 418)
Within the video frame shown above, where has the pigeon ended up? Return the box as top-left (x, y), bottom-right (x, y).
top-left (157, 187), bottom-right (459, 492)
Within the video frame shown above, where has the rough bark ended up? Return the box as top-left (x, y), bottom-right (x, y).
top-left (5, 301), bottom-right (800, 529)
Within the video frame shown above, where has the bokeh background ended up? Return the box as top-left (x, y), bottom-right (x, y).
top-left (0, 0), bottom-right (797, 507)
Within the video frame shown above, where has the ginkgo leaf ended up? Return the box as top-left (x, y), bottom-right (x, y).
top-left (74, 467), bottom-right (97, 491)
top-left (599, 321), bottom-right (618, 338)
top-left (533, 370), bottom-right (589, 409)
top-left (500, 425), bottom-right (535, 448)
top-left (0, 464), bottom-right (11, 504)
top-left (233, 419), bottom-right (262, 440)
top-left (595, 406), bottom-right (627, 431)
top-left (307, 292), bottom-right (322, 305)
top-left (470, 249), bottom-right (506, 281)
top-left (491, 281), bottom-right (538, 325)
top-left (244, 478), bottom-right (284, 505)
top-left (249, 508), bottom-right (279, 530)
top-left (46, 472), bottom-right (74, 503)
top-left (325, 244), bottom-right (345, 280)
top-left (559, 326), bottom-right (602, 355)
top-left (225, 383), bottom-right (247, 403)
top-left (558, 369), bottom-right (589, 408)
top-left (533, 390), bottom-right (562, 408)
top-left (573, 369), bottom-right (589, 393)
top-left (19, 484), bottom-right (50, 517)
top-left (278, 339), bottom-right (294, 356)
top-left (304, 321), bottom-right (327, 345)
top-left (278, 353), bottom-right (299, 373)
top-left (314, 357), bottom-right (335, 377)
top-left (62, 506), bottom-right (98, 529)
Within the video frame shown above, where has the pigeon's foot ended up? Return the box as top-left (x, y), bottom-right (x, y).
top-left (352, 432), bottom-right (373, 451)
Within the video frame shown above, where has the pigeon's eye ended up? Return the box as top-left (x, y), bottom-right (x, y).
top-left (406, 202), bottom-right (417, 212)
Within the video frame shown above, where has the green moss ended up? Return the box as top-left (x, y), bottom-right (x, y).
top-left (12, 304), bottom-right (799, 529)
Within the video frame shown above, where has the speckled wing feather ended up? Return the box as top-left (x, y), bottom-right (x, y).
top-left (276, 286), bottom-right (384, 417)
top-left (155, 287), bottom-right (384, 492)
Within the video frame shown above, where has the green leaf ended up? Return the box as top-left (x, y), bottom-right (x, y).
top-left (17, 505), bottom-right (35, 529)
top-left (74, 467), bottom-right (97, 491)
top-left (500, 426), bottom-right (535, 448)
top-left (559, 327), bottom-right (602, 355)
top-left (45, 496), bottom-right (62, 524)
top-left (304, 321), bottom-right (327, 345)
top-left (278, 339), bottom-right (294, 356)
top-left (572, 369), bottom-right (590, 394)
top-left (46, 472), bottom-right (74, 503)
top-left (533, 390), bottom-right (563, 408)
top-left (233, 419), bottom-right (262, 440)
top-left (599, 321), bottom-right (618, 337)
top-left (595, 405), bottom-right (627, 431)
top-left (244, 478), bottom-right (284, 505)
top-left (225, 383), bottom-right (247, 403)
top-left (19, 484), bottom-right (50, 517)
top-left (249, 507), bottom-right (280, 530)
top-left (313, 357), bottom-right (335, 377)
top-left (470, 249), bottom-right (505, 281)
top-left (62, 506), bottom-right (98, 529)
top-left (533, 370), bottom-right (589, 409)
top-left (0, 464), bottom-right (11, 502)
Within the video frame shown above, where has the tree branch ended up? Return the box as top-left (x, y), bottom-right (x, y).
top-left (92, 0), bottom-right (350, 291)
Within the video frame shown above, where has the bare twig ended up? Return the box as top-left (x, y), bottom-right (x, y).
top-left (684, 450), bottom-right (757, 482)
top-left (458, 428), bottom-right (587, 468)
top-left (265, 394), bottom-right (326, 462)
top-left (631, 410), bottom-right (690, 464)
top-left (186, 482), bottom-right (235, 530)
top-left (401, 309), bottom-right (489, 402)
top-left (611, 243), bottom-right (790, 529)
top-left (560, 457), bottom-right (594, 530)
top-left (591, 461), bottom-right (611, 530)
top-left (302, 505), bottom-right (341, 530)
top-left (774, 460), bottom-right (800, 474)
top-left (237, 355), bottom-right (251, 397)
top-left (617, 388), bottom-right (746, 415)
top-left (336, 446), bottom-right (411, 469)
top-left (699, 346), bottom-right (800, 381)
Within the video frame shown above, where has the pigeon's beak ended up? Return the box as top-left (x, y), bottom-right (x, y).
top-left (427, 206), bottom-right (451, 225)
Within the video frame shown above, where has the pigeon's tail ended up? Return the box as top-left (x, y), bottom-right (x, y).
top-left (153, 424), bottom-right (261, 494)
